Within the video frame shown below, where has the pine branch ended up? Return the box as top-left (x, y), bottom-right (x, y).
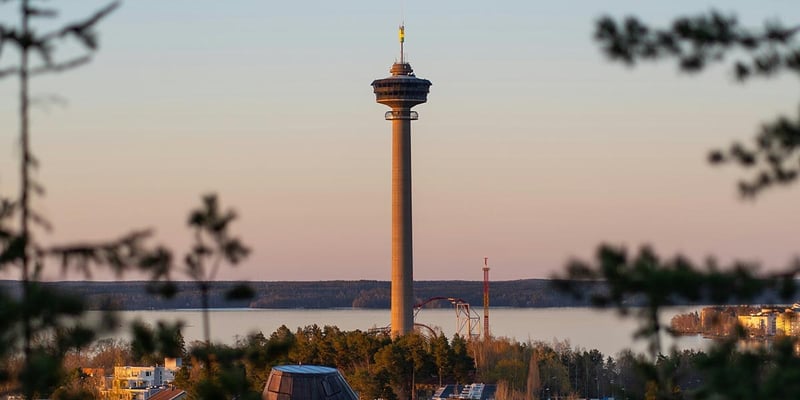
top-left (45, 229), bottom-right (174, 279)
top-left (595, 10), bottom-right (800, 80)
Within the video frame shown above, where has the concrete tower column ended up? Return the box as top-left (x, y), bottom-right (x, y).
top-left (391, 112), bottom-right (413, 336)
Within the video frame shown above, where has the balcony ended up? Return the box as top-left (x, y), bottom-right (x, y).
top-left (385, 110), bottom-right (418, 120)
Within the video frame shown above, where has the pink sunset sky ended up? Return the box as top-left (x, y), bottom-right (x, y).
top-left (0, 0), bottom-right (798, 281)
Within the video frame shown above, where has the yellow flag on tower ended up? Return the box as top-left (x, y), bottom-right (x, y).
top-left (399, 25), bottom-right (405, 43)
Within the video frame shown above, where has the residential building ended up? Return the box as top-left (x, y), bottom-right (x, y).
top-left (99, 359), bottom-right (181, 400)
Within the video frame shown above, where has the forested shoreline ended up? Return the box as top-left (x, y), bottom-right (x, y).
top-left (1, 279), bottom-right (789, 311)
top-left (0, 279), bottom-right (597, 310)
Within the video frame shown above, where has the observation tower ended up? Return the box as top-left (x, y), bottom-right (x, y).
top-left (371, 25), bottom-right (432, 337)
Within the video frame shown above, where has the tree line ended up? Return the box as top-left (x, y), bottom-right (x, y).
top-left (5, 279), bottom-right (792, 311)
top-left (0, 279), bottom-right (599, 310)
top-left (20, 323), bottom-right (716, 400)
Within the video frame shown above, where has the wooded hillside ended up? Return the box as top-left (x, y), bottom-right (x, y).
top-left (0, 279), bottom-right (598, 310)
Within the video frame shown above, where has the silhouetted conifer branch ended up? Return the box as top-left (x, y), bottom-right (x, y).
top-left (595, 11), bottom-right (800, 198)
top-left (595, 11), bottom-right (800, 80)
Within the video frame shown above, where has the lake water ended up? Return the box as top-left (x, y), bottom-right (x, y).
top-left (100, 307), bottom-right (710, 357)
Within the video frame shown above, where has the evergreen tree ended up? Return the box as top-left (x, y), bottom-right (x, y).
top-left (558, 8), bottom-right (800, 399)
top-left (0, 2), bottom-right (175, 398)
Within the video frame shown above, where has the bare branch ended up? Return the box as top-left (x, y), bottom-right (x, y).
top-left (41, 1), bottom-right (120, 47)
top-left (29, 94), bottom-right (69, 112)
top-left (24, 5), bottom-right (58, 19)
top-left (28, 210), bottom-right (52, 232)
top-left (29, 54), bottom-right (90, 76)
top-left (0, 66), bottom-right (19, 78)
top-left (46, 229), bottom-right (155, 277)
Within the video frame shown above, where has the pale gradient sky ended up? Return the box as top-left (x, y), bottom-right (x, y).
top-left (0, 1), bottom-right (799, 281)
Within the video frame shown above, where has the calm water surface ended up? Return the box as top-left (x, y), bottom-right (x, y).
top-left (97, 307), bottom-right (709, 356)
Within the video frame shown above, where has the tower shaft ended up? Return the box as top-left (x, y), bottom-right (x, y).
top-left (483, 258), bottom-right (490, 340)
top-left (391, 113), bottom-right (413, 337)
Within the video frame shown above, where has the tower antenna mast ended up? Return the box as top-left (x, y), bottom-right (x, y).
top-left (399, 24), bottom-right (405, 64)
top-left (400, 0), bottom-right (405, 62)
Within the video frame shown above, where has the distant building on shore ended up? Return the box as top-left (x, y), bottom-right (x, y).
top-left (736, 305), bottom-right (800, 337)
top-left (675, 304), bottom-right (800, 339)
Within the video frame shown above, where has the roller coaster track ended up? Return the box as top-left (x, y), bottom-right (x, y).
top-left (414, 296), bottom-right (481, 339)
top-left (368, 297), bottom-right (482, 339)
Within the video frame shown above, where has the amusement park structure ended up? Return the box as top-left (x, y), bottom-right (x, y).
top-left (414, 297), bottom-right (482, 339)
top-left (369, 259), bottom-right (492, 339)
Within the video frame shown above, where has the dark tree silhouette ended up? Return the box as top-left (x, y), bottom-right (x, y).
top-left (557, 9), bottom-right (800, 400)
top-left (185, 193), bottom-right (251, 347)
top-left (0, 2), bottom-right (175, 398)
top-left (1, 3), bottom-right (266, 399)
top-left (594, 10), bottom-right (800, 197)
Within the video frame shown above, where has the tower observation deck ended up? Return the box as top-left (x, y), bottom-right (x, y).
top-left (371, 25), bottom-right (431, 338)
